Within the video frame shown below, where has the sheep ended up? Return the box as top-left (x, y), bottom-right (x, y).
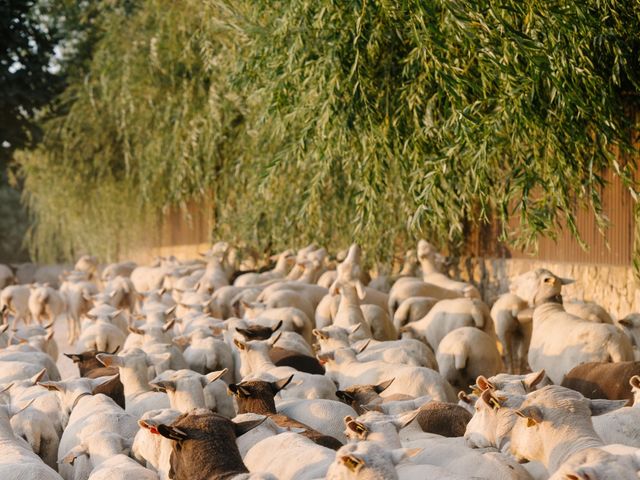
top-left (523, 269), bottom-right (634, 384)
top-left (96, 349), bottom-right (170, 418)
top-left (564, 300), bottom-right (614, 324)
top-left (0, 402), bottom-right (63, 480)
top-left (73, 255), bottom-right (99, 280)
top-left (153, 409), bottom-right (267, 480)
top-left (400, 297), bottom-right (494, 352)
top-left (326, 441), bottom-right (416, 480)
top-left (319, 347), bottom-right (456, 402)
top-left (174, 328), bottom-right (234, 382)
top-left (617, 313), bottom-right (640, 359)
top-left (0, 264), bottom-right (14, 289)
top-left (132, 408), bottom-right (181, 479)
top-left (58, 430), bottom-right (155, 480)
top-left (235, 322), bottom-right (323, 375)
top-left (258, 289), bottom-right (316, 323)
top-left (0, 347), bottom-right (61, 381)
top-left (508, 385), bottom-right (635, 478)
top-left (100, 261), bottom-right (137, 282)
top-left (228, 376), bottom-right (343, 449)
top-left (60, 278), bottom-right (97, 344)
top-left (233, 335), bottom-right (338, 400)
top-left (591, 375), bottom-right (640, 447)
top-left (195, 255), bottom-right (229, 294)
top-left (64, 348), bottom-right (125, 409)
top-left (103, 276), bottom-right (137, 313)
top-left (37, 376), bottom-right (138, 480)
top-left (330, 281), bottom-right (373, 342)
top-left (436, 327), bottom-right (503, 391)
top-left (313, 325), bottom-right (437, 370)
top-left (1, 284), bottom-right (31, 327)
top-left (77, 317), bottom-right (126, 354)
top-left (392, 296), bottom-right (438, 332)
top-left (258, 282), bottom-right (328, 310)
top-left (417, 240), bottom-right (481, 299)
top-left (9, 322), bottom-right (58, 360)
top-left (242, 302), bottom-right (314, 344)
top-left (388, 277), bottom-right (465, 316)
top-left (346, 409), bottom-right (531, 480)
top-left (561, 360), bottom-right (640, 404)
top-left (28, 284), bottom-right (66, 327)
top-left (149, 368), bottom-right (234, 417)
top-left (490, 292), bottom-right (529, 374)
top-left (244, 431), bottom-right (335, 480)
top-left (234, 250), bottom-right (295, 287)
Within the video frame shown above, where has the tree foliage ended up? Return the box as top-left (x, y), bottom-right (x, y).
top-left (17, 0), bottom-right (640, 263)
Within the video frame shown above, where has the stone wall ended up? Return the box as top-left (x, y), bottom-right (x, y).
top-left (451, 257), bottom-right (639, 319)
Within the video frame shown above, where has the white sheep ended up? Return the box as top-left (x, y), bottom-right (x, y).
top-left (96, 349), bottom-right (170, 418)
top-left (319, 347), bottom-right (456, 402)
top-left (523, 269), bottom-right (634, 384)
top-left (28, 284), bottom-right (66, 327)
top-left (400, 297), bottom-right (494, 352)
top-left (132, 408), bottom-right (181, 479)
top-left (436, 327), bottom-right (503, 391)
top-left (1, 284), bottom-right (31, 327)
top-left (392, 296), bottom-right (439, 333)
top-left (0, 403), bottom-right (63, 480)
top-left (244, 431), bottom-right (335, 480)
top-left (490, 293), bottom-right (529, 374)
top-left (417, 240), bottom-right (481, 299)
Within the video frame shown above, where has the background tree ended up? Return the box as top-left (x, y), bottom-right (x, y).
top-left (16, 0), bottom-right (640, 265)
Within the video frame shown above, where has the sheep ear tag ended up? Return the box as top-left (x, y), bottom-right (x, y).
top-left (526, 418), bottom-right (536, 428)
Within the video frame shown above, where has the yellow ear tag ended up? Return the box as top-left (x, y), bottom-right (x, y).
top-left (526, 418), bottom-right (536, 428)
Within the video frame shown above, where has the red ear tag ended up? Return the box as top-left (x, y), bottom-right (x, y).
top-left (150, 427), bottom-right (159, 434)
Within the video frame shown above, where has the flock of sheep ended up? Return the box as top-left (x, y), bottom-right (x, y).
top-left (0, 240), bottom-right (639, 479)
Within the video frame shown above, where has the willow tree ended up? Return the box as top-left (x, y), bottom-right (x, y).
top-left (17, 0), bottom-right (640, 263)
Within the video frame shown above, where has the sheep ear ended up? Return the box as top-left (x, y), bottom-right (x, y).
top-left (108, 309), bottom-right (122, 319)
top-left (128, 326), bottom-right (145, 336)
top-left (515, 406), bottom-right (543, 426)
top-left (60, 444), bottom-right (88, 466)
top-left (335, 390), bottom-right (354, 403)
top-left (64, 353), bottom-right (83, 363)
top-left (629, 375), bottom-right (640, 390)
top-left (91, 374), bottom-right (119, 393)
top-left (271, 320), bottom-right (283, 333)
top-left (203, 369), bottom-right (228, 386)
top-left (37, 380), bottom-right (64, 392)
top-left (0, 383), bottom-right (14, 394)
top-left (458, 391), bottom-right (472, 404)
top-left (356, 339), bottom-right (371, 354)
top-left (267, 331), bottom-right (282, 347)
top-left (312, 329), bottom-right (327, 340)
top-left (559, 277), bottom-right (575, 285)
top-left (30, 368), bottom-right (48, 384)
top-left (355, 281), bottom-right (366, 300)
top-left (476, 375), bottom-right (494, 392)
top-left (164, 305), bottom-right (177, 317)
top-left (96, 353), bottom-right (123, 367)
top-left (394, 408), bottom-right (420, 430)
top-left (270, 374), bottom-right (294, 394)
top-left (45, 330), bottom-right (54, 341)
top-left (162, 318), bottom-right (175, 332)
top-left (347, 324), bottom-right (361, 335)
top-left (43, 320), bottom-right (55, 330)
top-left (233, 338), bottom-right (248, 351)
top-left (235, 327), bottom-right (253, 340)
top-left (524, 370), bottom-right (546, 390)
top-left (234, 416), bottom-right (267, 436)
top-left (374, 378), bottom-right (394, 394)
top-left (618, 317), bottom-right (633, 328)
top-left (0, 324), bottom-right (8, 334)
top-left (150, 380), bottom-right (176, 393)
top-left (329, 280), bottom-right (340, 296)
top-left (588, 399), bottom-right (627, 416)
top-left (391, 447), bottom-right (423, 465)
top-left (157, 424), bottom-right (189, 441)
